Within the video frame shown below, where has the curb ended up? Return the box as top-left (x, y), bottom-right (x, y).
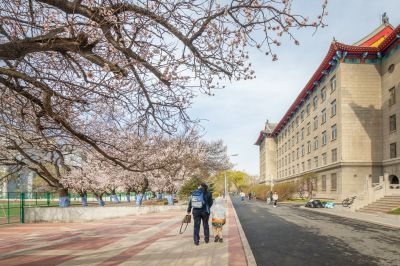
top-left (300, 206), bottom-right (400, 229)
top-left (229, 197), bottom-right (257, 266)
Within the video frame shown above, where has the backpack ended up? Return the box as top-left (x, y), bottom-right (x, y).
top-left (191, 189), bottom-right (205, 209)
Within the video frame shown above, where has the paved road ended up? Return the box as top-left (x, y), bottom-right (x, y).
top-left (232, 197), bottom-right (400, 266)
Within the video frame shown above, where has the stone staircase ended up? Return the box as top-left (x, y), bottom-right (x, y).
top-left (357, 195), bottom-right (400, 214)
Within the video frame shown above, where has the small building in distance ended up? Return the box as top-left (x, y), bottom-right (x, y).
top-left (255, 121), bottom-right (277, 186)
top-left (255, 22), bottom-right (400, 200)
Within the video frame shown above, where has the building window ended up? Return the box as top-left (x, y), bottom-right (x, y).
top-left (331, 99), bottom-right (337, 117)
top-left (314, 156), bottom-right (318, 168)
top-left (301, 128), bottom-right (304, 140)
top-left (301, 110), bottom-right (305, 121)
top-left (322, 131), bottom-right (327, 146)
top-left (313, 116), bottom-right (318, 130)
top-left (321, 87), bottom-right (326, 101)
top-left (307, 159), bottom-right (311, 169)
top-left (307, 122), bottom-right (311, 135)
top-left (313, 96), bottom-right (318, 110)
top-left (332, 148), bottom-right (337, 162)
top-left (322, 175), bottom-right (326, 191)
top-left (321, 108), bottom-right (327, 124)
top-left (390, 143), bottom-right (397, 159)
top-left (302, 162), bottom-right (305, 171)
top-left (314, 136), bottom-right (319, 150)
top-left (330, 76), bottom-right (336, 93)
top-left (390, 114), bottom-right (397, 132)
top-left (297, 148), bottom-right (300, 159)
top-left (296, 132), bottom-right (299, 143)
top-left (307, 141), bottom-right (311, 153)
top-left (301, 145), bottom-right (305, 156)
top-left (296, 116), bottom-right (300, 126)
top-left (322, 153), bottom-right (327, 165)
top-left (389, 87), bottom-right (396, 106)
top-left (313, 177), bottom-right (318, 191)
top-left (331, 173), bottom-right (337, 191)
top-left (306, 103), bottom-right (311, 115)
top-left (331, 124), bottom-right (337, 140)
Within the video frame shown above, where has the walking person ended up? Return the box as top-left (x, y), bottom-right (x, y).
top-left (211, 197), bottom-right (226, 243)
top-left (266, 191), bottom-right (271, 205)
top-left (272, 191), bottom-right (279, 207)
top-left (240, 191), bottom-right (245, 201)
top-left (187, 183), bottom-right (213, 245)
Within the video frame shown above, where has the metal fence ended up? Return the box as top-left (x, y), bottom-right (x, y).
top-left (0, 191), bottom-right (160, 225)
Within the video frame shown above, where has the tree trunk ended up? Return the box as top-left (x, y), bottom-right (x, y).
top-left (58, 188), bottom-right (70, 207)
top-left (79, 191), bottom-right (88, 207)
top-left (94, 192), bottom-right (105, 206)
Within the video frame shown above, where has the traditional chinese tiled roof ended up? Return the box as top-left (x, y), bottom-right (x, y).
top-left (269, 24), bottom-right (400, 136)
top-left (354, 24), bottom-right (394, 47)
top-left (255, 123), bottom-right (277, 145)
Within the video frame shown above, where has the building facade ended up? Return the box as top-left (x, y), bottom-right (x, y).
top-left (255, 23), bottom-right (400, 200)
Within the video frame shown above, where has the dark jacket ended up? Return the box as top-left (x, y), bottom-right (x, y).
top-left (187, 188), bottom-right (213, 213)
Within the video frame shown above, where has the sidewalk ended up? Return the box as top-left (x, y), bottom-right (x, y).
top-left (300, 205), bottom-right (400, 228)
top-left (0, 198), bottom-right (255, 266)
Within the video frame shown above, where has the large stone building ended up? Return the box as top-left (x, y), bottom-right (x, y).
top-left (255, 23), bottom-right (400, 200)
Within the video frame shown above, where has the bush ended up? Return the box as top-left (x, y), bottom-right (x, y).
top-left (250, 182), bottom-right (297, 201)
top-left (253, 184), bottom-right (271, 200)
top-left (273, 182), bottom-right (297, 201)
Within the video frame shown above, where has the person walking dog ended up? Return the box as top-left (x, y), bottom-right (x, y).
top-left (187, 183), bottom-right (213, 245)
top-left (272, 191), bottom-right (279, 207)
top-left (211, 196), bottom-right (226, 243)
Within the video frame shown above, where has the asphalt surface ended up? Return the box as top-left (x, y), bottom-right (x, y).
top-left (232, 196), bottom-right (400, 266)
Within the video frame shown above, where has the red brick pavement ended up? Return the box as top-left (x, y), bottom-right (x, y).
top-left (227, 199), bottom-right (248, 266)
top-left (0, 204), bottom-right (251, 266)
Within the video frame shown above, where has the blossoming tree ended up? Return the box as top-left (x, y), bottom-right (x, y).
top-left (0, 0), bottom-right (327, 172)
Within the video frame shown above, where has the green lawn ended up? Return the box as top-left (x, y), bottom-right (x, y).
top-left (388, 208), bottom-right (400, 215)
top-left (0, 201), bottom-right (21, 221)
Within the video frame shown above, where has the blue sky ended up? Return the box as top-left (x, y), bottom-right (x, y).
top-left (188, 0), bottom-right (400, 175)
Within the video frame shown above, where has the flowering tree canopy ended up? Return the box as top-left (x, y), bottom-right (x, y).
top-left (0, 0), bottom-right (327, 170)
top-left (61, 134), bottom-right (230, 195)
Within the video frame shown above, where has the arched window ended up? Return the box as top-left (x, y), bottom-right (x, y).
top-left (389, 175), bottom-right (399, 184)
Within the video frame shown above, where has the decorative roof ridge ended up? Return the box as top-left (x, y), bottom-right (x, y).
top-left (254, 130), bottom-right (266, 145)
top-left (353, 23), bottom-right (394, 46)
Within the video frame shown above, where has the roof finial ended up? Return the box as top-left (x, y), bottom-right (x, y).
top-left (382, 12), bottom-right (389, 25)
top-left (265, 119), bottom-right (274, 133)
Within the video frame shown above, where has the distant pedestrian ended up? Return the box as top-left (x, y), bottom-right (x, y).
top-left (211, 197), bottom-right (226, 243)
top-left (240, 191), bottom-right (245, 201)
top-left (248, 192), bottom-right (252, 200)
top-left (266, 191), bottom-right (272, 204)
top-left (272, 191), bottom-right (279, 207)
top-left (187, 183), bottom-right (213, 245)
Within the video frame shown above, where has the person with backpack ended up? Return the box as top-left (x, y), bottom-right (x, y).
top-left (187, 182), bottom-right (213, 245)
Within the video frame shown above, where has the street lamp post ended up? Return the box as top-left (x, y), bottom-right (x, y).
top-left (224, 154), bottom-right (239, 199)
